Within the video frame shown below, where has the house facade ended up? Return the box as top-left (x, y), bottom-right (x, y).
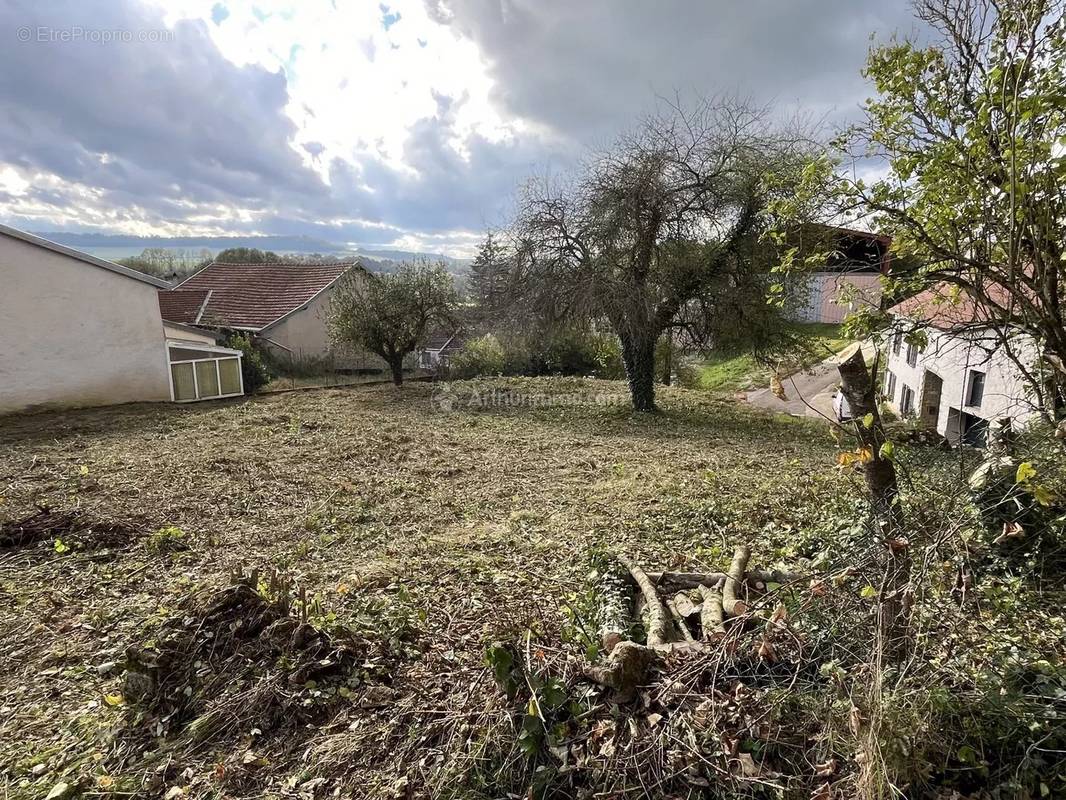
top-left (883, 286), bottom-right (1040, 446)
top-left (418, 330), bottom-right (466, 370)
top-left (160, 260), bottom-right (381, 370)
top-left (0, 224), bottom-right (243, 414)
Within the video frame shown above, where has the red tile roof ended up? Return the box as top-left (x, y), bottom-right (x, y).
top-left (160, 261), bottom-right (358, 330)
top-left (890, 281), bottom-right (1017, 330)
top-left (158, 289), bottom-right (210, 325)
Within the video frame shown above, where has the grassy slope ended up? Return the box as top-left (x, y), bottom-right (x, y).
top-left (692, 322), bottom-right (853, 393)
top-left (0, 378), bottom-right (855, 796)
top-left (2, 378), bottom-right (1059, 797)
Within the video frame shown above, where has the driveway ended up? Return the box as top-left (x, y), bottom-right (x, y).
top-left (743, 341), bottom-right (875, 420)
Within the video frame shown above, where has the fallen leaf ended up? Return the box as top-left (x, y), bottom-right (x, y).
top-left (814, 757), bottom-right (837, 777)
top-left (849, 704), bottom-right (863, 736)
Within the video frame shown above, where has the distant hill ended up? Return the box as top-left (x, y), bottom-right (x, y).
top-left (30, 231), bottom-right (472, 274)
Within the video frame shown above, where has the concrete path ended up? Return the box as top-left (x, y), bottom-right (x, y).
top-left (743, 341), bottom-right (876, 420)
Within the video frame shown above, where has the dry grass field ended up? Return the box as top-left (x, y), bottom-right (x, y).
top-left (1, 378), bottom-right (1061, 799)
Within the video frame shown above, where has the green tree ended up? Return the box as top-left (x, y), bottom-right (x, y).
top-left (214, 247), bottom-right (283, 264)
top-left (328, 262), bottom-right (458, 386)
top-left (223, 333), bottom-right (272, 393)
top-left (781, 0), bottom-right (1066, 420)
top-left (468, 232), bottom-right (510, 320)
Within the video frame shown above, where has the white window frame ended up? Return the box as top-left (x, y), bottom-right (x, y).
top-left (166, 342), bottom-right (245, 403)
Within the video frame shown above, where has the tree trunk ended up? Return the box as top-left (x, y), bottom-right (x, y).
top-left (388, 357), bottom-right (404, 386)
top-left (837, 347), bottom-right (910, 661)
top-left (620, 332), bottom-right (657, 412)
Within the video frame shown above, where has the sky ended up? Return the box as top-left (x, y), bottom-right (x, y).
top-left (0, 0), bottom-right (918, 256)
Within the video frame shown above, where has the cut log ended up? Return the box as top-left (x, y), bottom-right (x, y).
top-left (672, 592), bottom-right (701, 618)
top-left (667, 598), bottom-right (696, 642)
top-left (722, 546), bottom-right (750, 617)
top-left (617, 554), bottom-right (671, 646)
top-left (597, 563), bottom-right (632, 653)
top-left (649, 569), bottom-right (805, 592)
top-left (698, 582), bottom-right (726, 640)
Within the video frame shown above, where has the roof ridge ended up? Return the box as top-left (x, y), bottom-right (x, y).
top-left (0, 223), bottom-right (168, 288)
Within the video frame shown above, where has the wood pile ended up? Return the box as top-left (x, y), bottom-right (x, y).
top-left (584, 546), bottom-right (803, 700)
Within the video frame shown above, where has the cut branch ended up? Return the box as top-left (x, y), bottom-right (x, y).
top-left (617, 554), bottom-right (671, 646)
top-left (722, 545), bottom-right (751, 617)
top-left (597, 563), bottom-right (632, 654)
top-left (698, 581), bottom-right (726, 640)
top-left (667, 598), bottom-right (696, 642)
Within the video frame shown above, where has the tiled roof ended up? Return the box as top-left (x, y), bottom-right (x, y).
top-left (890, 281), bottom-right (1016, 330)
top-left (158, 289), bottom-right (210, 325)
top-left (161, 261), bottom-right (358, 330)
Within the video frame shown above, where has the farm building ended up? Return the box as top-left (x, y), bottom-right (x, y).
top-left (789, 226), bottom-right (891, 324)
top-left (159, 260), bottom-right (380, 370)
top-left (0, 224), bottom-right (243, 414)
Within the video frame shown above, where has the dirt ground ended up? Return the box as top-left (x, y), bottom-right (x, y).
top-left (0, 377), bottom-right (854, 798)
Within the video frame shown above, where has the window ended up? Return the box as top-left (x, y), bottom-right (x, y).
top-left (965, 370), bottom-right (985, 408)
top-left (218, 358), bottom-right (242, 395)
top-left (905, 343), bottom-right (918, 367)
top-left (900, 385), bottom-right (915, 416)
top-left (885, 370), bottom-right (897, 401)
top-left (167, 343), bottom-right (244, 402)
top-left (892, 330), bottom-right (902, 356)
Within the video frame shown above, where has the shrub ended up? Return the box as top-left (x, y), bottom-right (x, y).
top-left (450, 328), bottom-right (624, 380)
top-left (450, 334), bottom-right (507, 378)
top-left (224, 333), bottom-right (273, 394)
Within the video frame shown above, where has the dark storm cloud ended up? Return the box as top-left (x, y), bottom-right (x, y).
top-left (424, 0), bottom-right (918, 144)
top-left (0, 0), bottom-right (325, 215)
top-left (0, 0), bottom-right (918, 246)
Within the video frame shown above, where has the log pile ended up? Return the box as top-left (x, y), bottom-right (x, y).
top-left (584, 547), bottom-right (803, 700)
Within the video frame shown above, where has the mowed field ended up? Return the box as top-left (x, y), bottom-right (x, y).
top-left (0, 378), bottom-right (856, 798)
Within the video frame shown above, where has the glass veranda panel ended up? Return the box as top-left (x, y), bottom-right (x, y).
top-left (170, 347), bottom-right (220, 362)
top-left (195, 360), bottom-right (220, 398)
top-left (218, 358), bottom-right (242, 395)
top-left (171, 363), bottom-right (196, 401)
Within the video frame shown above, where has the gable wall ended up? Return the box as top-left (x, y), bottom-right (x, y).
top-left (261, 282), bottom-right (386, 371)
top-left (0, 235), bottom-right (171, 414)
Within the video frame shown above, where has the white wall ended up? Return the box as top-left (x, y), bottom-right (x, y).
top-left (883, 321), bottom-right (1041, 440)
top-left (0, 234), bottom-right (171, 414)
top-left (163, 323), bottom-right (218, 347)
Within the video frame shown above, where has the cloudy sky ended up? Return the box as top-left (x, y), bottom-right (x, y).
top-left (0, 0), bottom-right (918, 255)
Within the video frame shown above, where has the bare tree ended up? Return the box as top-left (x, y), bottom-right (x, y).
top-left (508, 97), bottom-right (811, 411)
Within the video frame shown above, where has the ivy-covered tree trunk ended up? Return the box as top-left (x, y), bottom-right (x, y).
top-left (837, 348), bottom-right (910, 661)
top-left (388, 356), bottom-right (404, 386)
top-left (620, 331), bottom-right (657, 412)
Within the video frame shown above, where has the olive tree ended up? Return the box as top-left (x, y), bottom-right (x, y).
top-left (328, 262), bottom-right (457, 386)
top-left (508, 97), bottom-right (811, 411)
